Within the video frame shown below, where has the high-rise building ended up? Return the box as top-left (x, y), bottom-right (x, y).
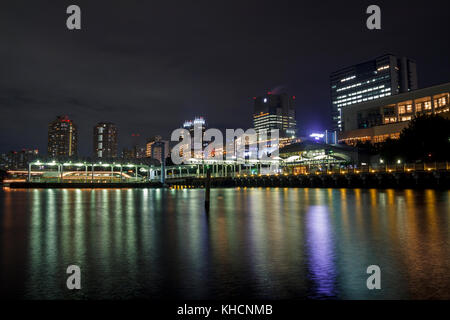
top-left (93, 122), bottom-right (118, 158)
top-left (146, 135), bottom-right (169, 162)
top-left (183, 117), bottom-right (206, 136)
top-left (5, 149), bottom-right (38, 169)
top-left (253, 92), bottom-right (297, 139)
top-left (330, 54), bottom-right (418, 131)
top-left (48, 116), bottom-right (77, 158)
top-left (182, 117), bottom-right (207, 158)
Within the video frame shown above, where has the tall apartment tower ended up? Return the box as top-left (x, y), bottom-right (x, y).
top-left (47, 115), bottom-right (77, 158)
top-left (93, 122), bottom-right (118, 158)
top-left (330, 54), bottom-right (418, 131)
top-left (253, 92), bottom-right (297, 138)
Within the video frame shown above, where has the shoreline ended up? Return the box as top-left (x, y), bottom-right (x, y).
top-left (4, 171), bottom-right (449, 190)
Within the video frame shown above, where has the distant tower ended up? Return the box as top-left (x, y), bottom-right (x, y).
top-left (93, 122), bottom-right (118, 158)
top-left (182, 117), bottom-right (207, 158)
top-left (47, 115), bottom-right (77, 158)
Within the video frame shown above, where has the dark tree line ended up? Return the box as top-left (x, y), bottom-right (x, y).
top-left (378, 115), bottom-right (450, 163)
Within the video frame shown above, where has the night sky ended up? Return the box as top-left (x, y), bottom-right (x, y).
top-left (1, 0), bottom-right (449, 156)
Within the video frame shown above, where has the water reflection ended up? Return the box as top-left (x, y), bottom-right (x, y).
top-left (0, 188), bottom-right (449, 299)
top-left (306, 205), bottom-right (337, 298)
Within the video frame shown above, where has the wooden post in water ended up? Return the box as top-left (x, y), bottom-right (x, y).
top-left (205, 167), bottom-right (211, 211)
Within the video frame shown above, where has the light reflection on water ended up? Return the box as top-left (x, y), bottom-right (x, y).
top-left (306, 205), bottom-right (337, 298)
top-left (0, 188), bottom-right (449, 299)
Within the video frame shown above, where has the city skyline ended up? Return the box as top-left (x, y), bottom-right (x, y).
top-left (4, 78), bottom-right (449, 159)
top-left (1, 1), bottom-right (450, 305)
top-left (1, 1), bottom-right (450, 156)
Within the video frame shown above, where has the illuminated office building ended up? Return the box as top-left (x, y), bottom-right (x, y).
top-left (47, 115), bottom-right (77, 158)
top-left (253, 92), bottom-right (297, 139)
top-left (93, 122), bottom-right (118, 158)
top-left (330, 54), bottom-right (418, 131)
top-left (339, 82), bottom-right (450, 145)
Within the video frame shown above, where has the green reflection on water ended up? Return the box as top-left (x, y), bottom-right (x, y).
top-left (0, 187), bottom-right (448, 299)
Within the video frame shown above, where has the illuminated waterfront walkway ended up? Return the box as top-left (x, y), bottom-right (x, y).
top-left (3, 159), bottom-right (449, 189)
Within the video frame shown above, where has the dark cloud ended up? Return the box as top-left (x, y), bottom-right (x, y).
top-left (1, 0), bottom-right (449, 155)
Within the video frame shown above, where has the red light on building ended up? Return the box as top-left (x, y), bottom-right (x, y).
top-left (59, 115), bottom-right (71, 123)
top-left (292, 96), bottom-right (296, 99)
